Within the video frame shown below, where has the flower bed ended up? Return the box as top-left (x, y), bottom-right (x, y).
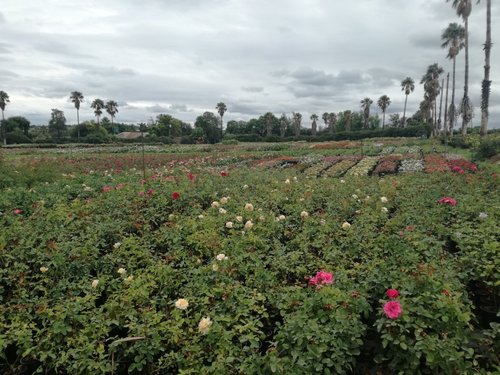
top-left (322, 157), bottom-right (361, 177)
top-left (399, 158), bottom-right (424, 173)
top-left (344, 156), bottom-right (379, 176)
top-left (372, 155), bottom-right (402, 175)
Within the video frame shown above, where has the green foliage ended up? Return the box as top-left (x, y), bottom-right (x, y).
top-left (0, 147), bottom-right (498, 374)
top-left (477, 136), bottom-right (500, 159)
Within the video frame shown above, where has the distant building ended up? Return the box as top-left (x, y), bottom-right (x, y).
top-left (116, 132), bottom-right (148, 140)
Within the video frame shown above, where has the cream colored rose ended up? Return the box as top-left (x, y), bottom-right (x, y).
top-left (219, 208), bottom-right (227, 214)
top-left (40, 266), bottom-right (48, 273)
top-left (117, 267), bottom-right (126, 274)
top-left (220, 197), bottom-right (228, 204)
top-left (175, 298), bottom-right (189, 310)
top-left (342, 222), bottom-right (351, 229)
top-left (300, 211), bottom-right (309, 219)
top-left (211, 201), bottom-right (220, 208)
top-left (380, 196), bottom-right (388, 203)
top-left (244, 203), bottom-right (254, 211)
top-left (198, 317), bottom-right (213, 334)
top-left (216, 253), bottom-right (228, 261)
top-left (91, 279), bottom-right (99, 289)
top-left (236, 216), bottom-right (243, 222)
top-left (244, 220), bottom-right (253, 231)
top-left (225, 221), bottom-right (233, 228)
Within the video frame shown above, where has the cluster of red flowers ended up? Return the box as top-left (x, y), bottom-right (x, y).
top-left (308, 270), bottom-right (334, 288)
top-left (438, 196), bottom-right (457, 206)
top-left (372, 156), bottom-right (401, 175)
top-left (425, 155), bottom-right (478, 174)
top-left (383, 289), bottom-right (403, 319)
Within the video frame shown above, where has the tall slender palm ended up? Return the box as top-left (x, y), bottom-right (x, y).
top-left (264, 112), bottom-right (274, 137)
top-left (421, 64), bottom-right (444, 135)
top-left (441, 23), bottom-right (465, 134)
top-left (377, 95), bottom-right (391, 128)
top-left (292, 112), bottom-right (302, 136)
top-left (310, 114), bottom-right (318, 136)
top-left (360, 98), bottom-right (373, 129)
top-left (105, 100), bottom-right (119, 126)
top-left (69, 91), bottom-right (84, 140)
top-left (479, 0), bottom-right (492, 137)
top-left (328, 113), bottom-right (337, 133)
top-left (322, 112), bottom-right (329, 130)
top-left (447, 0), bottom-right (472, 135)
top-left (91, 99), bottom-right (105, 127)
top-left (0, 90), bottom-right (10, 145)
top-left (216, 102), bottom-right (227, 139)
top-left (401, 77), bottom-right (415, 127)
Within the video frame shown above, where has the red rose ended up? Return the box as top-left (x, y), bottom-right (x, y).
top-left (171, 192), bottom-right (180, 200)
top-left (386, 289), bottom-right (399, 299)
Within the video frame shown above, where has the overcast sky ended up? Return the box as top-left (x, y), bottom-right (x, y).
top-left (1, 0), bottom-right (499, 129)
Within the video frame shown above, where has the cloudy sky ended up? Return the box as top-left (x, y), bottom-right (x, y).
top-left (1, 0), bottom-right (499, 129)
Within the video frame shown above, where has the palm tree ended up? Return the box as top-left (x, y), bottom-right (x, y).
top-left (292, 112), bottom-right (302, 136)
top-left (91, 99), bottom-right (105, 127)
top-left (0, 90), bottom-right (10, 145)
top-left (279, 114), bottom-right (288, 138)
top-left (344, 110), bottom-right (352, 132)
top-left (310, 114), bottom-right (318, 136)
top-left (447, 0), bottom-right (472, 135)
top-left (105, 100), bottom-right (119, 126)
top-left (322, 112), bottom-right (329, 130)
top-left (401, 77), bottom-right (415, 127)
top-left (377, 95), bottom-right (391, 128)
top-left (421, 64), bottom-right (444, 135)
top-left (216, 102), bottom-right (227, 139)
top-left (360, 98), bottom-right (373, 129)
top-left (264, 112), bottom-right (274, 137)
top-left (479, 0), bottom-right (492, 137)
top-left (69, 91), bottom-right (84, 140)
top-left (328, 113), bottom-right (337, 133)
top-left (441, 22), bottom-right (465, 134)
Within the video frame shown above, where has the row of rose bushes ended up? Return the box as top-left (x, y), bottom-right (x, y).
top-left (0, 158), bottom-right (498, 374)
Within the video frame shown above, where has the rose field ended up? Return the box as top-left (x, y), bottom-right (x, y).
top-left (0, 139), bottom-right (499, 374)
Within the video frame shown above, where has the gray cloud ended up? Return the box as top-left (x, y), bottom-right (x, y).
top-left (0, 0), bottom-right (498, 128)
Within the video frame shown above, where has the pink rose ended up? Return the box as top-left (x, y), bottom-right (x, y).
top-left (383, 301), bottom-right (403, 319)
top-left (308, 270), bottom-right (334, 288)
top-left (438, 197), bottom-right (457, 206)
top-left (102, 185), bottom-right (114, 192)
top-left (386, 289), bottom-right (399, 299)
top-left (14, 209), bottom-right (23, 215)
top-left (171, 192), bottom-right (180, 200)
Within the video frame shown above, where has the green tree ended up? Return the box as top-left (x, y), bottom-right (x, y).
top-left (441, 23), bottom-right (465, 134)
top-left (328, 112), bottom-right (337, 133)
top-left (195, 111), bottom-right (221, 144)
top-left (377, 95), bottom-right (391, 128)
top-left (105, 100), bottom-right (119, 126)
top-left (4, 116), bottom-right (30, 135)
top-left (479, 0), bottom-right (492, 137)
top-left (90, 98), bottom-right (105, 127)
top-left (216, 102), bottom-right (227, 139)
top-left (48, 109), bottom-right (67, 139)
top-left (344, 110), bottom-right (352, 132)
top-left (447, 0), bottom-right (473, 135)
top-left (360, 98), bottom-right (373, 129)
top-left (310, 114), bottom-right (318, 136)
top-left (0, 90), bottom-right (10, 145)
top-left (401, 77), bottom-right (415, 127)
top-left (69, 91), bottom-right (84, 140)
top-left (279, 114), bottom-right (289, 138)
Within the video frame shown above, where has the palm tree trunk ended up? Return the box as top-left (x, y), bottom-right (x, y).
top-left (1, 110), bottom-right (5, 146)
top-left (444, 73), bottom-right (449, 134)
top-left (480, 0), bottom-right (491, 137)
top-left (450, 57), bottom-right (456, 134)
top-left (438, 78), bottom-right (444, 134)
top-left (461, 17), bottom-right (470, 136)
top-left (220, 116), bottom-right (223, 139)
top-left (77, 109), bottom-right (80, 140)
top-left (382, 111), bottom-right (386, 129)
top-left (402, 94), bottom-right (408, 128)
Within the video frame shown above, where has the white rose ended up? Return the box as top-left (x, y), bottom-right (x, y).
top-left (220, 197), bottom-right (228, 204)
top-left (216, 253), bottom-right (228, 261)
top-left (40, 266), bottom-right (48, 273)
top-left (380, 196), bottom-right (388, 203)
top-left (211, 201), bottom-right (220, 208)
top-left (342, 222), bottom-right (351, 229)
top-left (91, 279), bottom-right (99, 289)
top-left (244, 203), bottom-right (254, 211)
top-left (236, 216), bottom-right (243, 222)
top-left (225, 221), bottom-right (233, 228)
top-left (117, 267), bottom-right (126, 274)
top-left (198, 316), bottom-right (213, 334)
top-left (244, 220), bottom-right (253, 231)
top-left (219, 208), bottom-right (227, 214)
top-left (300, 211), bottom-right (309, 219)
top-left (175, 298), bottom-right (189, 310)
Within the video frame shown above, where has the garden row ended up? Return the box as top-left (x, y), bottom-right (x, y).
top-left (0, 153), bottom-right (498, 374)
